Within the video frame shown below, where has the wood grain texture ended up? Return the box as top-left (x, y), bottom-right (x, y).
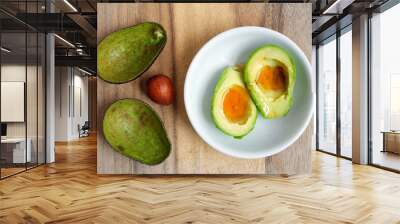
top-left (97, 3), bottom-right (312, 174)
top-left (88, 77), bottom-right (97, 132)
top-left (2, 135), bottom-right (400, 223)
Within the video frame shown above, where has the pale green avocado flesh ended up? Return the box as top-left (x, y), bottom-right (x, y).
top-left (103, 99), bottom-right (171, 165)
top-left (244, 45), bottom-right (296, 119)
top-left (211, 67), bottom-right (257, 139)
top-left (97, 22), bottom-right (166, 84)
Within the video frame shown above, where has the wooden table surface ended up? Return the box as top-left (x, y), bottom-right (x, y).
top-left (97, 3), bottom-right (312, 175)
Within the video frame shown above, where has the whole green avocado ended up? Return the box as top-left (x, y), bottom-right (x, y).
top-left (97, 22), bottom-right (167, 84)
top-left (102, 99), bottom-right (171, 165)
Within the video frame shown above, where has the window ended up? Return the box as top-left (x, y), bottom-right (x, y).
top-left (390, 75), bottom-right (400, 130)
top-left (370, 3), bottom-right (400, 171)
top-left (0, 1), bottom-right (47, 179)
top-left (317, 37), bottom-right (337, 154)
top-left (316, 26), bottom-right (353, 159)
top-left (340, 28), bottom-right (352, 158)
top-left (312, 46), bottom-right (317, 150)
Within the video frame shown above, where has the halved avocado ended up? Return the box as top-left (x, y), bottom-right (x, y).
top-left (244, 45), bottom-right (296, 119)
top-left (211, 66), bottom-right (257, 139)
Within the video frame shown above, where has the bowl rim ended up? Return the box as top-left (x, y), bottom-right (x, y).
top-left (184, 26), bottom-right (315, 159)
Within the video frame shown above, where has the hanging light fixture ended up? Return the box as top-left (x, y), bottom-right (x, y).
top-left (1, 47), bottom-right (11, 53)
top-left (54, 34), bottom-right (75, 48)
top-left (63, 0), bottom-right (78, 12)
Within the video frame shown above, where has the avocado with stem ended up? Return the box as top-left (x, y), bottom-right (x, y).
top-left (97, 22), bottom-right (167, 84)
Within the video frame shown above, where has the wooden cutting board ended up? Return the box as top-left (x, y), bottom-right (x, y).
top-left (97, 3), bottom-right (312, 175)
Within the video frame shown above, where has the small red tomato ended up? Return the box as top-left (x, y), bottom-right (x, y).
top-left (146, 74), bottom-right (174, 105)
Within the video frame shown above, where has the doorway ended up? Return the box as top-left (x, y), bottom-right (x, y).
top-left (54, 66), bottom-right (96, 152)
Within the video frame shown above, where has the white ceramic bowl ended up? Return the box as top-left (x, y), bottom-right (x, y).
top-left (184, 26), bottom-right (314, 159)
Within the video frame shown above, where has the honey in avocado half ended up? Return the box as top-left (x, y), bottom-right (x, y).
top-left (244, 45), bottom-right (296, 119)
top-left (211, 66), bottom-right (257, 139)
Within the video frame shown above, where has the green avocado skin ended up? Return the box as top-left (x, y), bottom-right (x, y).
top-left (103, 99), bottom-right (171, 165)
top-left (97, 22), bottom-right (167, 84)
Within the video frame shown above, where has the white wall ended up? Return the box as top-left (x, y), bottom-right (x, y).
top-left (71, 73), bottom-right (89, 138)
top-left (1, 65), bottom-right (26, 139)
top-left (54, 67), bottom-right (89, 141)
top-left (1, 82), bottom-right (25, 122)
top-left (55, 67), bottom-right (69, 141)
top-left (1, 65), bottom-right (26, 82)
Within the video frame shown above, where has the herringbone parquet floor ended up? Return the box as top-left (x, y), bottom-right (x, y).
top-left (1, 134), bottom-right (400, 224)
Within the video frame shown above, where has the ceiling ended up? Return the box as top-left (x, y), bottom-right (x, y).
top-left (0, 0), bottom-right (393, 72)
top-left (1, 32), bottom-right (45, 63)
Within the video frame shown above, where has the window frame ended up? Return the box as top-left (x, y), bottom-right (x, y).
top-left (367, 1), bottom-right (400, 173)
top-left (315, 24), bottom-right (353, 161)
top-left (0, 1), bottom-right (48, 180)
